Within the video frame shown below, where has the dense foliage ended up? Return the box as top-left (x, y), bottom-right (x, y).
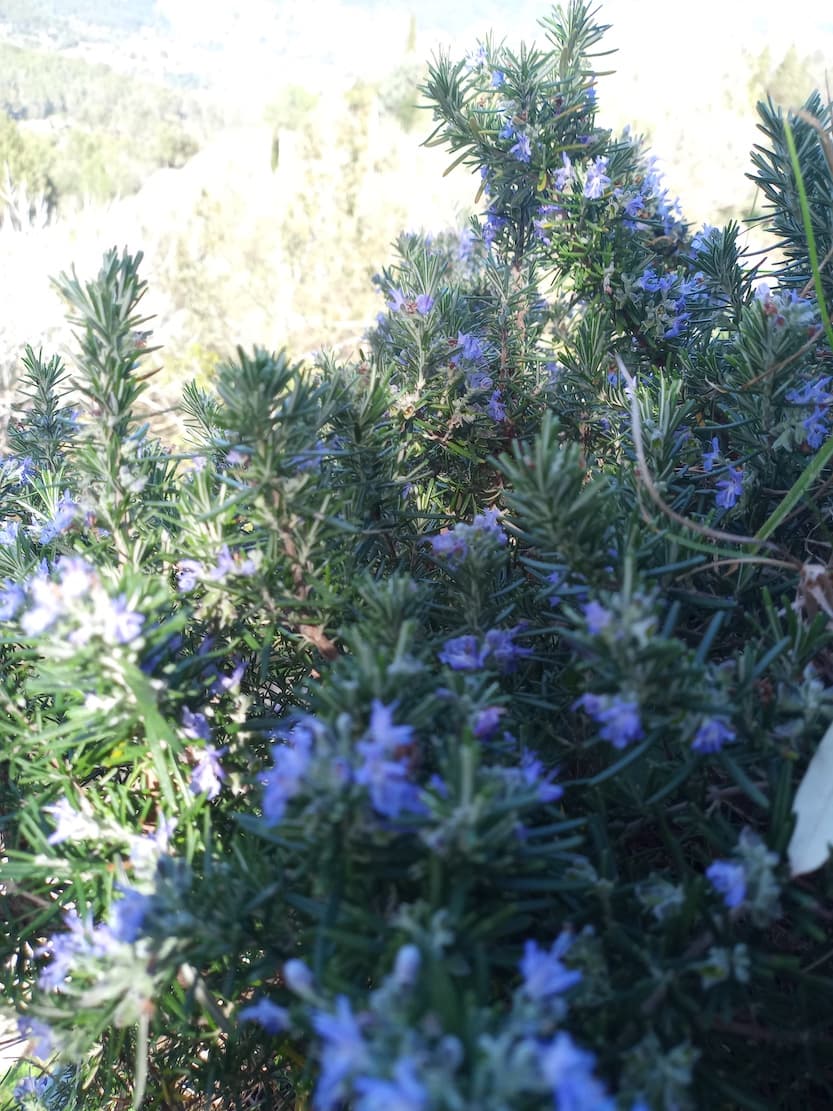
top-left (3, 4), bottom-right (833, 1108)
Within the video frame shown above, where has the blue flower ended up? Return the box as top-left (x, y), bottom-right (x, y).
top-left (14, 1075), bottom-right (51, 1104)
top-left (487, 389), bottom-right (507, 421)
top-left (177, 559), bottom-right (203, 592)
top-left (691, 224), bottom-right (719, 254)
top-left (43, 797), bottom-right (100, 845)
top-left (623, 193), bottom-right (644, 218)
top-left (786, 376), bottom-right (831, 407)
top-left (313, 996), bottom-right (370, 1111)
top-left (284, 957), bottom-right (315, 996)
top-left (702, 436), bottom-right (720, 472)
top-left (664, 312), bottom-right (690, 338)
top-left (583, 156), bottom-right (611, 200)
top-left (392, 944), bottom-right (421, 986)
top-left (190, 744), bottom-right (227, 800)
top-left (715, 466), bottom-right (743, 509)
top-left (17, 1016), bottom-right (53, 1060)
top-left (466, 369), bottom-right (494, 391)
top-left (490, 70), bottom-right (505, 88)
top-left (38, 490), bottom-right (78, 543)
top-left (583, 601), bottom-right (612, 635)
top-left (354, 1058), bottom-right (428, 1111)
top-left (575, 693), bottom-right (644, 749)
top-left (520, 934), bottom-right (582, 999)
top-left (0, 519), bottom-right (19, 545)
top-left (109, 886), bottom-right (152, 943)
top-left (457, 331), bottom-right (486, 363)
top-left (473, 705), bottom-right (505, 739)
top-left (518, 751), bottom-right (563, 802)
top-left (100, 593), bottom-right (144, 644)
top-left (539, 1031), bottom-right (615, 1111)
top-left (510, 131), bottom-right (532, 163)
top-left (483, 209), bottom-right (507, 247)
top-left (439, 634), bottom-right (485, 671)
top-left (546, 569), bottom-right (564, 607)
top-left (239, 997), bottom-right (289, 1035)
top-left (429, 531), bottom-right (468, 562)
top-left (803, 407), bottom-right (829, 449)
top-left (706, 859), bottom-right (746, 909)
top-left (21, 576), bottom-right (64, 636)
top-left (387, 287), bottom-right (407, 311)
top-left (415, 293), bottom-right (434, 315)
top-left (692, 717), bottom-right (736, 754)
top-left (261, 724), bottom-right (315, 825)
top-left (356, 701), bottom-right (422, 818)
top-left (484, 625), bottom-right (533, 672)
top-left (0, 579), bottom-right (24, 620)
top-left (470, 506), bottom-right (507, 543)
top-left (182, 708), bottom-right (212, 741)
top-left (554, 152), bottom-right (573, 191)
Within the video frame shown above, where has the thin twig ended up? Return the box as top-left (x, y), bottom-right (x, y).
top-left (614, 353), bottom-right (795, 562)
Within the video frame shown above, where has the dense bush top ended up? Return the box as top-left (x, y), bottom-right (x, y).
top-left (3, 3), bottom-right (833, 1108)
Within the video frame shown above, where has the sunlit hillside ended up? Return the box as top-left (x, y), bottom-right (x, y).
top-left (0, 0), bottom-right (830, 425)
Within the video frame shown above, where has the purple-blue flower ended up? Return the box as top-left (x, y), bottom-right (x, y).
top-left (0, 578), bottom-right (24, 619)
top-left (554, 152), bottom-right (573, 191)
top-left (803, 408), bottom-right (829, 449)
top-left (355, 701), bottom-right (422, 818)
top-left (456, 332), bottom-right (486, 363)
top-left (109, 886), bottom-right (152, 943)
top-left (520, 934), bottom-right (582, 1000)
top-left (484, 625), bottom-right (533, 672)
top-left (702, 436), bottom-right (720, 472)
top-left (20, 576), bottom-right (63, 636)
top-left (518, 751), bottom-right (563, 802)
top-left (387, 287), bottom-right (407, 312)
top-left (583, 156), bottom-right (611, 200)
top-left (429, 530), bottom-right (468, 562)
top-left (715, 466), bottom-right (743, 509)
top-left (14, 1076), bottom-right (51, 1103)
top-left (470, 506), bottom-right (507, 543)
top-left (487, 389), bottom-right (507, 421)
top-left (583, 601), bottom-right (612, 635)
top-left (439, 634), bottom-right (487, 671)
top-left (38, 490), bottom-right (78, 543)
top-left (43, 797), bottom-right (100, 845)
top-left (575, 692), bottom-right (644, 749)
top-left (284, 957), bottom-right (315, 996)
top-left (510, 131), bottom-right (532, 163)
top-left (786, 376), bottom-right (832, 408)
top-left (473, 705), bottom-right (505, 739)
top-left (692, 718), bottom-right (736, 754)
top-left (415, 293), bottom-right (434, 315)
top-left (540, 1031), bottom-right (615, 1111)
top-left (239, 997), bottom-right (290, 1035)
top-left (490, 69), bottom-right (505, 88)
top-left (706, 859), bottom-right (746, 908)
top-left (354, 1058), bottom-right (428, 1111)
top-left (547, 569), bottom-right (564, 607)
top-left (177, 559), bottom-right (203, 592)
top-left (190, 744), bottom-right (227, 800)
top-left (0, 519), bottom-right (19, 545)
top-left (312, 996), bottom-right (370, 1111)
top-left (182, 707), bottom-right (212, 741)
top-left (17, 1016), bottom-right (53, 1060)
top-left (261, 724), bottom-right (315, 825)
top-left (466, 369), bottom-right (493, 391)
top-left (100, 593), bottom-right (144, 644)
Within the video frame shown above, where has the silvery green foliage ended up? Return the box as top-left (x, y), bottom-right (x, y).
top-left (3, 3), bottom-right (833, 1108)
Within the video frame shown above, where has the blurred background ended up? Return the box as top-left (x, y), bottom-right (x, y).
top-left (0, 0), bottom-right (830, 423)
